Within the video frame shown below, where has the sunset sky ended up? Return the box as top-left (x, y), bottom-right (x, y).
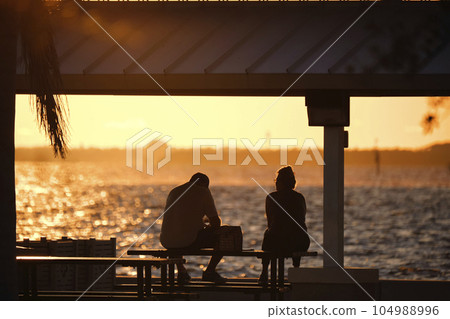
top-left (15, 95), bottom-right (450, 150)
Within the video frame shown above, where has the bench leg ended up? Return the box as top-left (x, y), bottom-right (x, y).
top-left (160, 264), bottom-right (167, 292)
top-left (23, 265), bottom-right (30, 299)
top-left (137, 266), bottom-right (144, 300)
top-left (293, 256), bottom-right (302, 268)
top-left (168, 263), bottom-right (175, 292)
top-left (31, 264), bottom-right (37, 299)
top-left (278, 258), bottom-right (285, 300)
top-left (145, 265), bottom-right (152, 300)
top-left (270, 258), bottom-right (277, 301)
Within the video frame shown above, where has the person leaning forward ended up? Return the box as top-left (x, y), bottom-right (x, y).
top-left (160, 173), bottom-right (227, 284)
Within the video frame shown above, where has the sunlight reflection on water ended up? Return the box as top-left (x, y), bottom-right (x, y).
top-left (15, 162), bottom-right (450, 280)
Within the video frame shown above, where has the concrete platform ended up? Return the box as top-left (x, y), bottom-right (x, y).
top-left (288, 267), bottom-right (450, 301)
top-left (288, 267), bottom-right (379, 300)
top-left (379, 279), bottom-right (450, 301)
top-left (289, 267), bottom-right (379, 284)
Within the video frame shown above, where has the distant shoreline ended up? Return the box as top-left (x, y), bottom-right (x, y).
top-left (15, 143), bottom-right (450, 166)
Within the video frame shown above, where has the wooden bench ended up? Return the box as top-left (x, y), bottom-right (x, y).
top-left (17, 256), bottom-right (184, 300)
top-left (128, 249), bottom-right (317, 300)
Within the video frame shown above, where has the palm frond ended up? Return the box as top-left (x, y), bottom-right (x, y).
top-left (19, 0), bottom-right (69, 158)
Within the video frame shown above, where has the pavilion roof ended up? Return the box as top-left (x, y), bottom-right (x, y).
top-left (16, 1), bottom-right (450, 96)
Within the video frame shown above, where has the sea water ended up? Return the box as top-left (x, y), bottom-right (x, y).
top-left (15, 162), bottom-right (450, 280)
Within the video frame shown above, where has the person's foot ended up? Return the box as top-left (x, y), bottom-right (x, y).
top-left (257, 272), bottom-right (268, 285)
top-left (202, 271), bottom-right (227, 284)
top-left (177, 271), bottom-right (191, 285)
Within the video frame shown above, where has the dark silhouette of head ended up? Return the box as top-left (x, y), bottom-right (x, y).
top-left (275, 166), bottom-right (296, 191)
top-left (189, 172), bottom-right (210, 188)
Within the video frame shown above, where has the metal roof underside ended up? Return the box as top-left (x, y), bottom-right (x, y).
top-left (16, 2), bottom-right (450, 96)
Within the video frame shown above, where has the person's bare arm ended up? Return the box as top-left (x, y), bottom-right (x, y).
top-left (204, 188), bottom-right (221, 229)
top-left (208, 215), bottom-right (221, 229)
top-left (265, 195), bottom-right (274, 228)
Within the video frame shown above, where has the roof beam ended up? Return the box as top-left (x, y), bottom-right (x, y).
top-left (204, 14), bottom-right (273, 74)
top-left (328, 5), bottom-right (409, 74)
top-left (327, 32), bottom-right (374, 74)
top-left (245, 18), bottom-right (310, 74)
top-left (286, 12), bottom-right (361, 73)
top-left (123, 18), bottom-right (190, 74)
top-left (58, 35), bottom-right (92, 64)
top-left (16, 74), bottom-right (450, 96)
top-left (83, 20), bottom-right (147, 75)
top-left (163, 20), bottom-right (227, 74)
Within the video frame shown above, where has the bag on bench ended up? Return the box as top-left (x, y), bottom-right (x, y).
top-left (215, 226), bottom-right (243, 251)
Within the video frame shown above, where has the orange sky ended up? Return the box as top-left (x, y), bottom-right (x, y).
top-left (15, 95), bottom-right (450, 150)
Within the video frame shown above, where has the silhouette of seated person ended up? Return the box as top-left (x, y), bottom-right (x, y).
top-left (259, 166), bottom-right (310, 283)
top-left (160, 173), bottom-right (226, 284)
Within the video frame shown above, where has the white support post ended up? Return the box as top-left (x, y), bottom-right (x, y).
top-left (323, 126), bottom-right (345, 267)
